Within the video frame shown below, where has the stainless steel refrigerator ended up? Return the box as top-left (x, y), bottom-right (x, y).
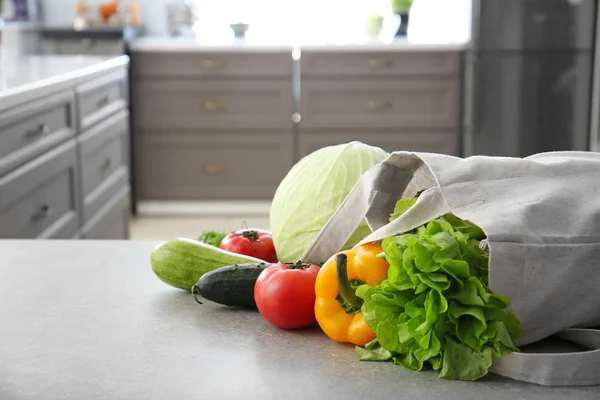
top-left (463, 0), bottom-right (598, 157)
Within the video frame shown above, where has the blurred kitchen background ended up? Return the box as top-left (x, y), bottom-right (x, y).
top-left (1, 0), bottom-right (599, 241)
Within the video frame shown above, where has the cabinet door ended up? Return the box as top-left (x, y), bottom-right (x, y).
top-left (43, 38), bottom-right (125, 55)
top-left (134, 79), bottom-right (293, 131)
top-left (300, 50), bottom-right (461, 77)
top-left (132, 50), bottom-right (293, 77)
top-left (81, 187), bottom-right (130, 240)
top-left (0, 140), bottom-right (80, 239)
top-left (298, 131), bottom-right (459, 158)
top-left (300, 78), bottom-right (460, 130)
top-left (76, 69), bottom-right (128, 132)
top-left (135, 132), bottom-right (294, 200)
top-left (0, 89), bottom-right (75, 176)
top-left (78, 111), bottom-right (130, 224)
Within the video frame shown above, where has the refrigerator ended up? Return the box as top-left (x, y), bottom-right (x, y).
top-left (463, 0), bottom-right (598, 157)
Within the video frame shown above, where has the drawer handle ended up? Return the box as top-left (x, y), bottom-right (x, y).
top-left (24, 124), bottom-right (51, 139)
top-left (97, 96), bottom-right (110, 108)
top-left (367, 100), bottom-right (392, 111)
top-left (201, 60), bottom-right (226, 70)
top-left (31, 204), bottom-right (51, 221)
top-left (367, 58), bottom-right (393, 69)
top-left (100, 157), bottom-right (112, 171)
top-left (82, 38), bottom-right (95, 49)
top-left (202, 163), bottom-right (227, 174)
top-left (202, 101), bottom-right (227, 112)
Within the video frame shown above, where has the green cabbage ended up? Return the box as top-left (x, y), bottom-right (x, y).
top-left (269, 141), bottom-right (389, 262)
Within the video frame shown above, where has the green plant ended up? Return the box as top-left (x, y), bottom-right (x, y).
top-left (392, 0), bottom-right (414, 14)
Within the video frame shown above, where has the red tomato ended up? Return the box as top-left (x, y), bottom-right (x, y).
top-left (254, 263), bottom-right (320, 329)
top-left (219, 228), bottom-right (278, 262)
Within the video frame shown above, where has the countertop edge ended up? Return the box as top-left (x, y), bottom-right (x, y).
top-left (0, 55), bottom-right (130, 112)
top-left (129, 38), bottom-right (470, 53)
top-left (298, 43), bottom-right (471, 52)
top-left (129, 42), bottom-right (295, 53)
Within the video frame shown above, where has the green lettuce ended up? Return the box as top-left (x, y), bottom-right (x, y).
top-left (197, 231), bottom-right (227, 247)
top-left (355, 198), bottom-right (521, 381)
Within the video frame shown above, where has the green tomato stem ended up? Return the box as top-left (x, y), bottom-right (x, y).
top-left (336, 254), bottom-right (362, 310)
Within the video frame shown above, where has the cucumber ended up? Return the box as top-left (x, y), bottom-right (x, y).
top-left (151, 238), bottom-right (264, 291)
top-left (192, 263), bottom-right (276, 308)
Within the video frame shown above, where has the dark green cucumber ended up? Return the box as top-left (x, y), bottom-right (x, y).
top-left (192, 262), bottom-right (275, 308)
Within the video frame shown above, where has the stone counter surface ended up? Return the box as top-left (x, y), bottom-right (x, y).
top-left (0, 55), bottom-right (130, 112)
top-left (1, 240), bottom-right (598, 400)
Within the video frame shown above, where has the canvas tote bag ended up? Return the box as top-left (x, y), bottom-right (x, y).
top-left (301, 150), bottom-right (600, 386)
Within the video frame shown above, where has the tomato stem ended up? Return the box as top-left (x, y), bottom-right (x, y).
top-left (240, 230), bottom-right (259, 241)
top-left (335, 254), bottom-right (362, 311)
top-left (288, 261), bottom-right (308, 270)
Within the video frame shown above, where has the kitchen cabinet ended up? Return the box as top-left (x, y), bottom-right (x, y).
top-left (0, 140), bottom-right (80, 239)
top-left (298, 48), bottom-right (462, 156)
top-left (131, 48), bottom-right (295, 202)
top-left (40, 26), bottom-right (143, 56)
top-left (0, 56), bottom-right (131, 239)
top-left (129, 42), bottom-right (465, 204)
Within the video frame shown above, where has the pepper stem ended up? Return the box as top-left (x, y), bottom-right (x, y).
top-left (336, 254), bottom-right (362, 310)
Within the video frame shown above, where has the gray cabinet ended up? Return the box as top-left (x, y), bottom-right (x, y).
top-left (135, 80), bottom-right (293, 131)
top-left (40, 26), bottom-right (142, 56)
top-left (78, 110), bottom-right (130, 224)
top-left (76, 69), bottom-right (129, 132)
top-left (0, 140), bottom-right (79, 239)
top-left (130, 47), bottom-right (464, 204)
top-left (133, 51), bottom-right (293, 77)
top-left (0, 89), bottom-right (75, 176)
top-left (132, 49), bottom-right (295, 201)
top-left (43, 39), bottom-right (125, 56)
top-left (136, 133), bottom-right (293, 200)
top-left (298, 49), bottom-right (462, 156)
top-left (300, 50), bottom-right (461, 77)
top-left (81, 187), bottom-right (130, 239)
top-left (298, 131), bottom-right (459, 159)
top-left (0, 63), bottom-right (131, 239)
top-left (300, 79), bottom-right (460, 130)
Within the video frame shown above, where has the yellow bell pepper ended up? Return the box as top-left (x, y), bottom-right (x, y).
top-left (314, 243), bottom-right (390, 346)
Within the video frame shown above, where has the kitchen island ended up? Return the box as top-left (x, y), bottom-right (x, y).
top-left (0, 55), bottom-right (131, 239)
top-left (1, 240), bottom-right (598, 399)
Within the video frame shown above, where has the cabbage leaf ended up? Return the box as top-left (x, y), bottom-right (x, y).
top-left (270, 141), bottom-right (388, 262)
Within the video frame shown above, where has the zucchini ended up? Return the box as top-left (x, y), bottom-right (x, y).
top-left (151, 238), bottom-right (264, 291)
top-left (192, 262), bottom-right (276, 308)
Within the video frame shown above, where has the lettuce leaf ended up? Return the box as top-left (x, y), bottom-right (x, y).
top-left (355, 199), bottom-right (521, 381)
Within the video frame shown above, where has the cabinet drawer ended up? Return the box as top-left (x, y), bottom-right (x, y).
top-left (132, 50), bottom-right (293, 77)
top-left (300, 78), bottom-right (460, 129)
top-left (136, 133), bottom-right (293, 200)
top-left (135, 79), bottom-right (293, 131)
top-left (300, 51), bottom-right (461, 76)
top-left (0, 90), bottom-right (75, 176)
top-left (43, 38), bottom-right (125, 55)
top-left (0, 140), bottom-right (79, 239)
top-left (76, 69), bottom-right (128, 131)
top-left (78, 111), bottom-right (130, 223)
top-left (81, 186), bottom-right (130, 240)
top-left (298, 131), bottom-right (460, 158)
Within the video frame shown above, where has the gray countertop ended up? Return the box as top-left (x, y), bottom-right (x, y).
top-left (0, 55), bottom-right (129, 111)
top-left (1, 240), bottom-right (598, 400)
